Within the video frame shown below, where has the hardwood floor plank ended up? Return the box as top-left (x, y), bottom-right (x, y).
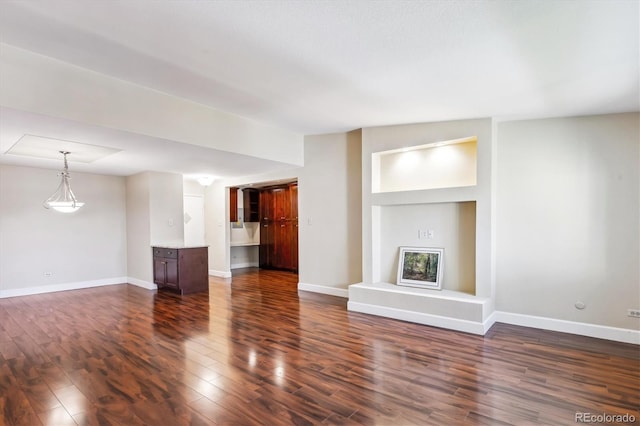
top-left (36, 406), bottom-right (76, 426)
top-left (0, 382), bottom-right (42, 426)
top-left (0, 269), bottom-right (637, 426)
top-left (131, 396), bottom-right (211, 426)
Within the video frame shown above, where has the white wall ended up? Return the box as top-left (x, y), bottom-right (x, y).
top-left (184, 195), bottom-right (205, 247)
top-left (126, 173), bottom-right (151, 284)
top-left (0, 164), bottom-right (127, 295)
top-left (183, 178), bottom-right (206, 247)
top-left (298, 130), bottom-right (362, 289)
top-left (204, 180), bottom-right (228, 276)
top-left (496, 113), bottom-right (639, 330)
top-left (183, 179), bottom-right (205, 197)
top-left (149, 172), bottom-right (184, 247)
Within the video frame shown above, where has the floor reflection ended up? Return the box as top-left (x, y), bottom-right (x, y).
top-left (152, 290), bottom-right (210, 341)
top-left (228, 268), bottom-right (301, 391)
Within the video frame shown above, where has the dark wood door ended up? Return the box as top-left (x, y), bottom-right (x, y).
top-left (153, 258), bottom-right (167, 287)
top-left (258, 184), bottom-right (298, 272)
top-left (229, 187), bottom-right (238, 222)
top-left (243, 188), bottom-right (260, 222)
top-left (290, 183), bottom-right (298, 271)
top-left (165, 258), bottom-right (179, 289)
top-left (153, 257), bottom-right (179, 289)
top-left (259, 189), bottom-right (274, 268)
top-left (272, 187), bottom-right (290, 270)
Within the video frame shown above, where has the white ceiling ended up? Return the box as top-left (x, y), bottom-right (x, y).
top-left (0, 0), bottom-right (638, 177)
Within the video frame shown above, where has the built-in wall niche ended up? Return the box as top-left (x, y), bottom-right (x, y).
top-left (378, 201), bottom-right (476, 295)
top-left (372, 136), bottom-right (477, 193)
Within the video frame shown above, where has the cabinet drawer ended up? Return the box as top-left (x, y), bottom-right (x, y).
top-left (153, 247), bottom-right (178, 259)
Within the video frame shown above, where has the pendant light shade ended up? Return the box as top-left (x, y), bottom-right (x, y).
top-left (43, 151), bottom-right (84, 213)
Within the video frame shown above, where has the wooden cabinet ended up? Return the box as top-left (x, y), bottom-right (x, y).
top-left (242, 188), bottom-right (260, 222)
top-left (229, 187), bottom-right (238, 222)
top-left (259, 183), bottom-right (298, 272)
top-left (152, 246), bottom-right (209, 294)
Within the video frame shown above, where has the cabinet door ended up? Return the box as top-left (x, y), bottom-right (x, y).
top-left (153, 258), bottom-right (168, 287)
top-left (272, 187), bottom-right (290, 269)
top-left (229, 187), bottom-right (238, 222)
top-left (153, 257), bottom-right (179, 289)
top-left (165, 258), bottom-right (179, 289)
top-left (260, 189), bottom-right (274, 268)
top-left (290, 183), bottom-right (299, 271)
top-left (243, 188), bottom-right (260, 222)
top-left (272, 187), bottom-right (288, 223)
top-left (258, 185), bottom-right (299, 271)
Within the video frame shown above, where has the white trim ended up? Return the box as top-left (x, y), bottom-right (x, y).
top-left (230, 262), bottom-right (259, 270)
top-left (209, 269), bottom-right (232, 278)
top-left (349, 282), bottom-right (487, 303)
top-left (0, 277), bottom-right (129, 298)
top-left (484, 310), bottom-right (498, 333)
top-left (127, 277), bottom-right (157, 290)
top-left (298, 282), bottom-right (349, 298)
top-left (494, 311), bottom-right (640, 345)
top-left (347, 301), bottom-right (490, 335)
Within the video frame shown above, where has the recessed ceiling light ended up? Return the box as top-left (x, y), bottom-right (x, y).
top-left (6, 134), bottom-right (121, 162)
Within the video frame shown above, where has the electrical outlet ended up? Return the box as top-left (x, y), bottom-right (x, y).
top-left (427, 229), bottom-right (434, 239)
top-left (627, 309), bottom-right (640, 318)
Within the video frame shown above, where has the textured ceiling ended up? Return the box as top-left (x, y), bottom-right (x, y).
top-left (0, 0), bottom-right (638, 176)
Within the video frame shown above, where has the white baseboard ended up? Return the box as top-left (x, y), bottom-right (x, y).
top-left (298, 282), bottom-right (349, 298)
top-left (209, 269), bottom-right (232, 278)
top-left (494, 311), bottom-right (640, 345)
top-left (347, 301), bottom-right (490, 335)
top-left (230, 262), bottom-right (259, 270)
top-left (0, 277), bottom-right (129, 298)
top-left (484, 310), bottom-right (498, 333)
top-left (126, 277), bottom-right (157, 290)
top-left (343, 301), bottom-right (639, 344)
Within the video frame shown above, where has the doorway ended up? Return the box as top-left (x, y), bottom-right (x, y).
top-left (229, 180), bottom-right (298, 273)
top-left (184, 194), bottom-right (205, 246)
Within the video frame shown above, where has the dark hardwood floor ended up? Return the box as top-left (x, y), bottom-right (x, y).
top-left (0, 268), bottom-right (638, 425)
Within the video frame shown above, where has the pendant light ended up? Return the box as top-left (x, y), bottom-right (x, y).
top-left (43, 151), bottom-right (84, 213)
